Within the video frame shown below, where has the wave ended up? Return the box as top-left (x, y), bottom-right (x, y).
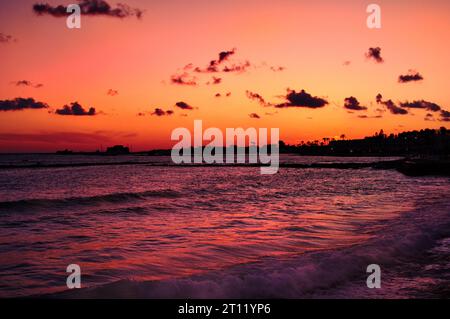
top-left (49, 197), bottom-right (450, 299)
top-left (0, 189), bottom-right (180, 213)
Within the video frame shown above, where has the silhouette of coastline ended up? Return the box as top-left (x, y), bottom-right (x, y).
top-left (1, 128), bottom-right (448, 176)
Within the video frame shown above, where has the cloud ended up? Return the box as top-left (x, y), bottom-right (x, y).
top-left (218, 49), bottom-right (236, 63)
top-left (365, 47), bottom-right (384, 63)
top-left (216, 92), bottom-right (231, 98)
top-left (440, 110), bottom-right (450, 121)
top-left (249, 113), bottom-right (260, 119)
top-left (193, 49), bottom-right (251, 74)
top-left (357, 115), bottom-right (382, 119)
top-left (398, 70), bottom-right (424, 83)
top-left (0, 33), bottom-right (17, 44)
top-left (33, 0), bottom-right (143, 19)
top-left (206, 76), bottom-right (222, 85)
top-left (375, 94), bottom-right (408, 115)
top-left (222, 61), bottom-right (251, 73)
top-left (175, 101), bottom-right (194, 110)
top-left (0, 97), bottom-right (49, 111)
top-left (12, 80), bottom-right (43, 88)
top-left (246, 90), bottom-right (270, 107)
top-left (399, 100), bottom-right (441, 112)
top-left (343, 61), bottom-right (351, 66)
top-left (171, 73), bottom-right (198, 86)
top-left (107, 89), bottom-right (119, 96)
top-left (193, 48), bottom-right (236, 73)
top-left (270, 66), bottom-right (285, 72)
top-left (151, 108), bottom-right (173, 116)
top-left (276, 89), bottom-right (328, 108)
top-left (55, 102), bottom-right (96, 116)
top-left (343, 96), bottom-right (367, 111)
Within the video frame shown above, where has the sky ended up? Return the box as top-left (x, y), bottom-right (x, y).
top-left (0, 0), bottom-right (449, 152)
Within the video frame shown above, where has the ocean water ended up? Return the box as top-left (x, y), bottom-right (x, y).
top-left (0, 154), bottom-right (449, 298)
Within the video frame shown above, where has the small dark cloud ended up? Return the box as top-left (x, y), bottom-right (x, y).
top-left (249, 113), bottom-right (260, 119)
top-left (0, 97), bottom-right (49, 111)
top-left (226, 92), bottom-right (231, 97)
top-left (193, 49), bottom-right (251, 74)
top-left (33, 0), bottom-right (144, 19)
top-left (276, 89), bottom-right (328, 108)
top-left (399, 100), bottom-right (441, 112)
top-left (366, 47), bottom-right (384, 63)
top-left (398, 70), bottom-right (424, 83)
top-left (170, 73), bottom-right (197, 86)
top-left (357, 115), bottom-right (382, 119)
top-left (107, 89), bottom-right (119, 96)
top-left (175, 101), bottom-right (194, 110)
top-left (206, 76), bottom-right (222, 85)
top-left (343, 61), bottom-right (351, 66)
top-left (376, 94), bottom-right (408, 115)
top-left (222, 61), bottom-right (251, 73)
top-left (344, 96), bottom-right (367, 111)
top-left (270, 66), bottom-right (285, 72)
top-left (0, 33), bottom-right (16, 44)
top-left (246, 90), bottom-right (270, 107)
top-left (218, 49), bottom-right (236, 63)
top-left (55, 102), bottom-right (96, 116)
top-left (215, 93), bottom-right (221, 98)
top-left (151, 108), bottom-right (174, 116)
top-left (12, 80), bottom-right (43, 88)
top-left (194, 48), bottom-right (236, 73)
top-left (440, 110), bottom-right (450, 121)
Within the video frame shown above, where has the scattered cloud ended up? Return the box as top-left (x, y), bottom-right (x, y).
top-left (171, 72), bottom-right (198, 86)
top-left (33, 0), bottom-right (144, 19)
top-left (222, 61), bottom-right (251, 73)
top-left (343, 61), bottom-right (351, 66)
top-left (175, 101), bottom-right (194, 110)
top-left (0, 97), bottom-right (49, 111)
top-left (246, 90), bottom-right (270, 107)
top-left (270, 66), bottom-right (285, 72)
top-left (194, 48), bottom-right (236, 73)
top-left (398, 70), bottom-right (424, 83)
top-left (206, 76), bottom-right (222, 85)
top-left (249, 113), bottom-right (260, 119)
top-left (0, 32), bottom-right (17, 44)
top-left (440, 110), bottom-right (450, 121)
top-left (107, 89), bottom-right (119, 96)
top-left (55, 102), bottom-right (96, 116)
top-left (151, 108), bottom-right (174, 116)
top-left (376, 94), bottom-right (408, 115)
top-left (366, 47), bottom-right (384, 63)
top-left (357, 114), bottom-right (382, 119)
top-left (344, 96), bottom-right (367, 111)
top-left (216, 92), bottom-right (231, 98)
top-left (12, 80), bottom-right (43, 88)
top-left (275, 89), bottom-right (328, 108)
top-left (399, 100), bottom-right (441, 112)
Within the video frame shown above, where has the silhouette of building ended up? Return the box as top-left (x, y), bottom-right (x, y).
top-left (105, 145), bottom-right (130, 155)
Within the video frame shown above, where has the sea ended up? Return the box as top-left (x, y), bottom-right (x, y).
top-left (0, 154), bottom-right (449, 298)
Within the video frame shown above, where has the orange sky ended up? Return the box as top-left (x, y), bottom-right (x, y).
top-left (0, 0), bottom-right (449, 152)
